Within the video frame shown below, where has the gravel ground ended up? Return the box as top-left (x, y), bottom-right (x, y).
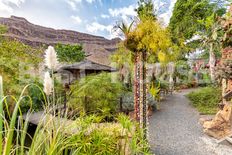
top-left (149, 89), bottom-right (217, 155)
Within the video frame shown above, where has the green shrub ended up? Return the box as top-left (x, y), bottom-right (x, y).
top-left (68, 73), bottom-right (123, 116)
top-left (20, 79), bottom-right (45, 113)
top-left (55, 43), bottom-right (85, 63)
top-left (186, 87), bottom-right (221, 114)
top-left (121, 91), bottom-right (156, 112)
top-left (16, 77), bottom-right (64, 114)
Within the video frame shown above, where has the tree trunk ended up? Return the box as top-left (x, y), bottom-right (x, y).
top-left (134, 51), bottom-right (148, 139)
top-left (209, 43), bottom-right (216, 83)
top-left (134, 51), bottom-right (140, 121)
top-left (140, 51), bottom-right (148, 139)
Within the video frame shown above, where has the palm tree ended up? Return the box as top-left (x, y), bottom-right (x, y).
top-left (113, 21), bottom-right (142, 122)
top-left (114, 0), bottom-right (172, 140)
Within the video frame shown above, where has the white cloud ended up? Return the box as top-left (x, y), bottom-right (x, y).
top-left (109, 4), bottom-right (137, 18)
top-left (86, 22), bottom-right (112, 33)
top-left (86, 0), bottom-right (94, 3)
top-left (0, 2), bottom-right (13, 12)
top-left (4, 0), bottom-right (25, 7)
top-left (101, 14), bottom-right (110, 19)
top-left (152, 0), bottom-right (160, 11)
top-left (0, 0), bottom-right (25, 13)
top-left (71, 15), bottom-right (82, 24)
top-left (85, 0), bottom-right (102, 4)
top-left (86, 22), bottom-right (119, 39)
top-left (158, 0), bottom-right (177, 25)
top-left (66, 0), bottom-right (81, 10)
top-left (66, 0), bottom-right (102, 10)
top-left (108, 4), bottom-right (137, 25)
top-left (67, 1), bottom-right (77, 10)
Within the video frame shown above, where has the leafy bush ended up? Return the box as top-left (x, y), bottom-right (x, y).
top-left (186, 87), bottom-right (221, 114)
top-left (20, 79), bottom-right (45, 113)
top-left (0, 39), bottom-right (42, 95)
top-left (121, 92), bottom-right (156, 112)
top-left (0, 24), bottom-right (7, 34)
top-left (55, 43), bottom-right (85, 63)
top-left (159, 80), bottom-right (169, 90)
top-left (68, 73), bottom-right (123, 116)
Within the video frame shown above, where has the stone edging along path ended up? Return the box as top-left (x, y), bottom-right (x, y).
top-left (149, 89), bottom-right (232, 155)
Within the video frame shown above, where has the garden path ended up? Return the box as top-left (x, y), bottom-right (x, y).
top-left (149, 89), bottom-right (220, 155)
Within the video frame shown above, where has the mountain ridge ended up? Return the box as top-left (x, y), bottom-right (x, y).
top-left (0, 16), bottom-right (121, 65)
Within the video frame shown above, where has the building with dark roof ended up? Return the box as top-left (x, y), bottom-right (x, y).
top-left (58, 59), bottom-right (117, 85)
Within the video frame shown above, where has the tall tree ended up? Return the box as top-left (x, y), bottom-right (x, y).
top-left (169, 0), bottom-right (226, 82)
top-left (169, 0), bottom-right (218, 40)
top-left (136, 0), bottom-right (156, 21)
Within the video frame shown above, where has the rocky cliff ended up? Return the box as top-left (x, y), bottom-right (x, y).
top-left (0, 16), bottom-right (121, 65)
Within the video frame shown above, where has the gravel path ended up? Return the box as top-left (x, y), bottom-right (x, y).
top-left (149, 89), bottom-right (216, 155)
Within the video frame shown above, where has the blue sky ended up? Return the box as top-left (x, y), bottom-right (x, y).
top-left (0, 0), bottom-right (176, 39)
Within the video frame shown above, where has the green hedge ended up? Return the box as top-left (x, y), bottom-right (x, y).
top-left (186, 87), bottom-right (221, 114)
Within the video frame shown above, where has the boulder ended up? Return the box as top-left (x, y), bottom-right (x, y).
top-left (203, 103), bottom-right (232, 139)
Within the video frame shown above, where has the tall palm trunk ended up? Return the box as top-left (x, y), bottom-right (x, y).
top-left (209, 43), bottom-right (216, 83)
top-left (140, 51), bottom-right (148, 139)
top-left (134, 51), bottom-right (140, 121)
top-left (134, 51), bottom-right (148, 139)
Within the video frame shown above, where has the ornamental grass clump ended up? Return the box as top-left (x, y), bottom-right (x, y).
top-left (0, 76), bottom-right (46, 155)
top-left (28, 114), bottom-right (151, 155)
